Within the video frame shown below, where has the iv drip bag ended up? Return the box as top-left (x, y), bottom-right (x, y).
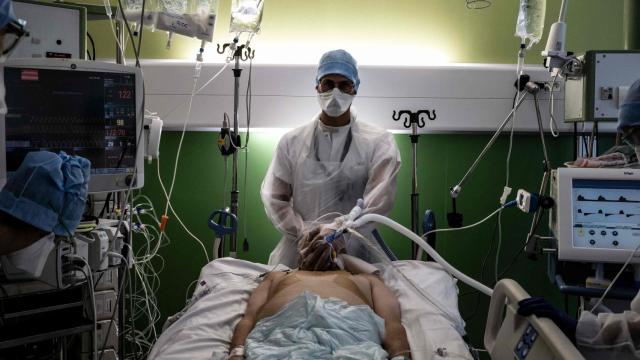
top-left (515, 0), bottom-right (546, 48)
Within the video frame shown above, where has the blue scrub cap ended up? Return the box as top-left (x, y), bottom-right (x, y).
top-left (316, 49), bottom-right (360, 92)
top-left (619, 78), bottom-right (640, 133)
top-left (0, 151), bottom-right (91, 236)
top-left (0, 0), bottom-right (15, 29)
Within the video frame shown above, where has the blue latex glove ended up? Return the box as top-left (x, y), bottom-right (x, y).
top-left (0, 151), bottom-right (90, 236)
top-left (518, 297), bottom-right (577, 343)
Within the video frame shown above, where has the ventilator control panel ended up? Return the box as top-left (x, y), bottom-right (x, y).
top-left (551, 168), bottom-right (640, 264)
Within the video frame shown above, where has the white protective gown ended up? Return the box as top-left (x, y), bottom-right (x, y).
top-left (261, 109), bottom-right (401, 267)
top-left (576, 290), bottom-right (640, 359)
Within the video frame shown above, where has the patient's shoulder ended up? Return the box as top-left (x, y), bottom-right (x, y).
top-left (355, 272), bottom-right (381, 280)
top-left (356, 273), bottom-right (386, 287)
top-left (262, 270), bottom-right (289, 282)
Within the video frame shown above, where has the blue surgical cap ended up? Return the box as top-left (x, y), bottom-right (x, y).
top-left (316, 49), bottom-right (360, 92)
top-left (0, 0), bottom-right (15, 29)
top-left (619, 78), bottom-right (640, 132)
top-left (0, 151), bottom-right (91, 236)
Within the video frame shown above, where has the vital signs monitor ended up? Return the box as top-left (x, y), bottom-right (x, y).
top-left (0, 59), bottom-right (144, 193)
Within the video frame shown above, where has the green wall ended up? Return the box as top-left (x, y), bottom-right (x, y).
top-left (71, 0), bottom-right (626, 352)
top-left (143, 130), bottom-right (613, 349)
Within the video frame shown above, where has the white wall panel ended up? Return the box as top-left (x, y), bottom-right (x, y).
top-left (141, 60), bottom-right (617, 133)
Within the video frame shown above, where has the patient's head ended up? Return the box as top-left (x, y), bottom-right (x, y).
top-left (297, 226), bottom-right (346, 272)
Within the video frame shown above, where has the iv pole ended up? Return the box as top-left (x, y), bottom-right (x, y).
top-left (392, 109), bottom-right (436, 259)
top-left (215, 37), bottom-right (254, 258)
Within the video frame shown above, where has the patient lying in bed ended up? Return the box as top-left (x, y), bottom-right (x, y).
top-left (227, 228), bottom-right (412, 360)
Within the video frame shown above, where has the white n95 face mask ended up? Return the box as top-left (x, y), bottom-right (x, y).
top-left (317, 88), bottom-right (354, 117)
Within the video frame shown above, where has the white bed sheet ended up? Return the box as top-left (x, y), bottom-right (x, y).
top-left (148, 258), bottom-right (473, 360)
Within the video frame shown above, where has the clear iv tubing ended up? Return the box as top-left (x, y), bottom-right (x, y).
top-left (415, 206), bottom-right (504, 260)
top-left (103, 0), bottom-right (127, 65)
top-left (495, 44), bottom-right (525, 282)
top-left (590, 241), bottom-right (640, 313)
top-left (348, 214), bottom-right (494, 297)
top-left (422, 207), bottom-right (504, 241)
top-left (162, 63), bottom-right (229, 223)
top-left (548, 72), bottom-right (561, 137)
top-left (163, 67), bottom-right (200, 218)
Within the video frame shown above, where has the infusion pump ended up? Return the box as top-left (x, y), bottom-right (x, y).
top-left (550, 167), bottom-right (640, 263)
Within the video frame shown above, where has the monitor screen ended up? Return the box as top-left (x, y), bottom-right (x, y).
top-left (571, 179), bottom-right (640, 252)
top-left (4, 67), bottom-right (137, 178)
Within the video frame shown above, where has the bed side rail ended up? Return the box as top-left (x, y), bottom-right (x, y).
top-left (484, 279), bottom-right (584, 360)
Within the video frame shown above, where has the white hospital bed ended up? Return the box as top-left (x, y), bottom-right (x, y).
top-left (148, 258), bottom-right (475, 360)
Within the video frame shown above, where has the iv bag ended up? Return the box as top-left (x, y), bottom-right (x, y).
top-left (155, 0), bottom-right (218, 42)
top-left (515, 0), bottom-right (546, 48)
top-left (123, 0), bottom-right (158, 27)
top-left (229, 0), bottom-right (264, 34)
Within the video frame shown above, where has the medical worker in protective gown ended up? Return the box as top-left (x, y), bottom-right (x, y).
top-left (261, 49), bottom-right (401, 268)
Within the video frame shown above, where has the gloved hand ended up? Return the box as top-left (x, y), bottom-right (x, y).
top-left (517, 297), bottom-right (577, 343)
top-left (297, 225), bottom-right (345, 271)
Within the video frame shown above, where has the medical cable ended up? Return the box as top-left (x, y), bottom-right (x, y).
top-left (124, 241), bottom-right (161, 356)
top-left (348, 227), bottom-right (466, 334)
top-left (590, 241), bottom-right (640, 314)
top-left (127, 195), bottom-right (171, 355)
top-left (495, 45), bottom-right (526, 282)
top-left (348, 213), bottom-right (495, 296)
top-left (155, 158), bottom-right (210, 262)
top-left (101, 253), bottom-right (135, 358)
top-left (74, 266), bottom-right (96, 360)
top-left (461, 218), bottom-right (501, 323)
top-left (159, 62), bottom-right (230, 122)
top-left (98, 262), bottom-right (129, 360)
top-left (114, 0), bottom-right (141, 67)
top-left (162, 64), bottom-right (200, 228)
top-left (185, 279), bottom-right (199, 301)
top-left (136, 0), bottom-right (146, 61)
top-left (421, 205), bottom-right (507, 240)
top-left (160, 63), bottom-right (229, 236)
top-left (98, 76), bottom-right (146, 276)
top-left (67, 256), bottom-right (97, 360)
top-left (195, 62), bottom-right (231, 95)
top-left (522, 91), bottom-right (553, 258)
top-left (240, 59), bottom-right (255, 247)
top-left (242, 148), bottom-right (249, 250)
top-left (548, 72), bottom-right (561, 137)
top-left (102, 0), bottom-right (126, 65)
top-left (87, 32), bottom-right (96, 60)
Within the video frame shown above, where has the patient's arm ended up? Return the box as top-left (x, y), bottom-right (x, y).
top-left (368, 275), bottom-right (412, 359)
top-left (229, 272), bottom-right (277, 354)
